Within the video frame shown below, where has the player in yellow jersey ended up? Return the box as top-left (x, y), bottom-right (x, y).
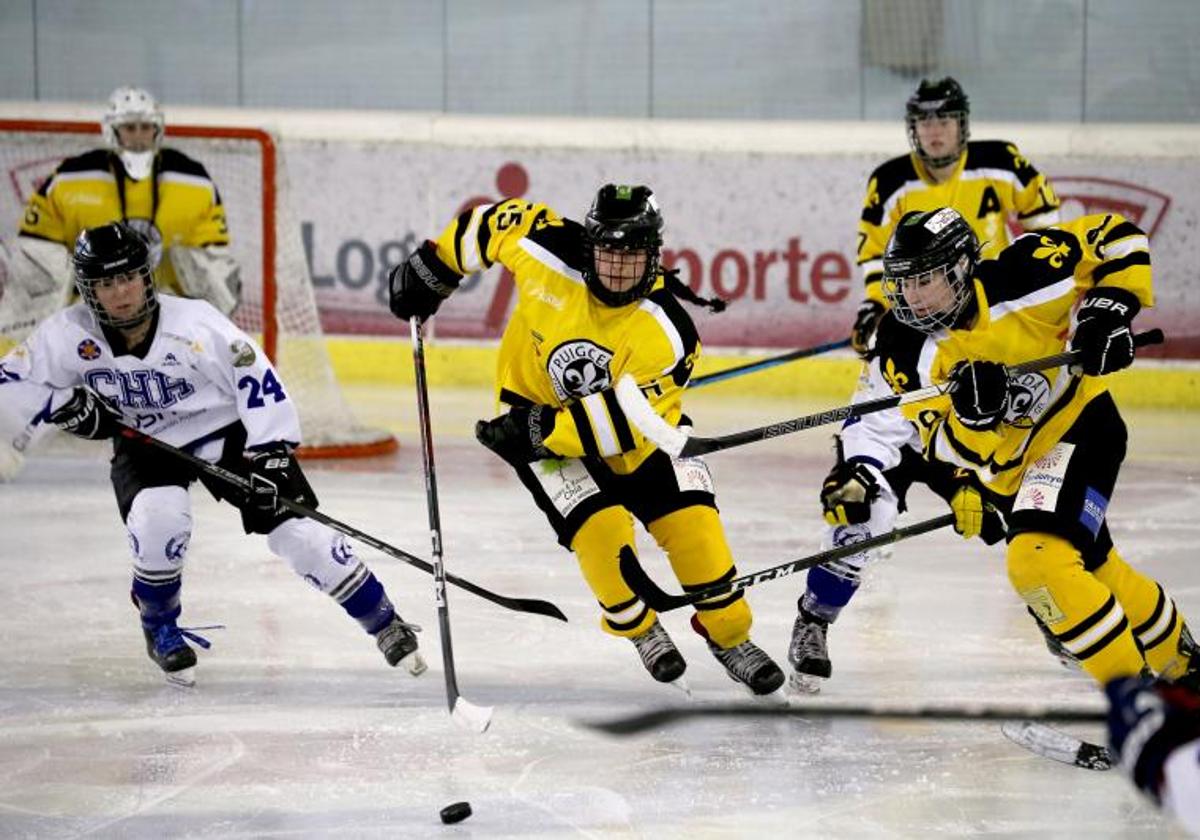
top-left (387, 184), bottom-right (785, 695)
top-left (871, 207), bottom-right (1196, 686)
top-left (0, 86), bottom-right (242, 480)
top-left (850, 77), bottom-right (1060, 355)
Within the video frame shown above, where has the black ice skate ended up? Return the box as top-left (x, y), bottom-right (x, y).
top-left (1028, 607), bottom-right (1081, 672)
top-left (787, 607), bottom-right (832, 694)
top-left (708, 638), bottom-right (785, 696)
top-left (631, 619), bottom-right (688, 685)
top-left (143, 623), bottom-right (199, 688)
top-left (375, 615), bottom-right (428, 676)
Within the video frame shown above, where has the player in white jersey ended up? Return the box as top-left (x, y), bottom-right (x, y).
top-left (1107, 675), bottom-right (1200, 834)
top-left (0, 222), bottom-right (426, 686)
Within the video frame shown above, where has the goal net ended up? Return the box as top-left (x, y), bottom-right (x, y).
top-left (0, 119), bottom-right (396, 458)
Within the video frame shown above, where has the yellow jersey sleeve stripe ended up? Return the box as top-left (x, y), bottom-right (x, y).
top-left (1101, 235), bottom-right (1149, 260)
top-left (988, 276), bottom-right (1077, 323)
top-left (580, 391), bottom-right (621, 456)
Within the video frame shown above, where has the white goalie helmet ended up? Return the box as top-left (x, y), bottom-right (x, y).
top-left (101, 86), bottom-right (164, 180)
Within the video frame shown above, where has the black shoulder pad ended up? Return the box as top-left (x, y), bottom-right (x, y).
top-left (872, 311), bottom-right (929, 393)
top-left (964, 140), bottom-right (1041, 185)
top-left (526, 215), bottom-right (590, 275)
top-left (861, 154), bottom-right (920, 226)
top-left (644, 285), bottom-right (700, 386)
top-left (54, 148), bottom-right (113, 176)
top-left (157, 148), bottom-right (212, 180)
top-left (979, 228), bottom-right (1082, 306)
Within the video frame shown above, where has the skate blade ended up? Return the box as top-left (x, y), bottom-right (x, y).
top-left (666, 676), bottom-right (693, 698)
top-left (399, 650), bottom-right (428, 676)
top-left (786, 670), bottom-right (825, 696)
top-left (165, 666), bottom-right (195, 688)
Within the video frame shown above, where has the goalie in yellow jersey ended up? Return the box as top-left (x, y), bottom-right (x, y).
top-left (387, 184), bottom-right (785, 696)
top-left (872, 206), bottom-right (1197, 687)
top-left (850, 77), bottom-right (1061, 355)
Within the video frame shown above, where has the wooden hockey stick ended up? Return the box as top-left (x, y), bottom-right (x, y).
top-left (620, 513), bottom-right (955, 612)
top-left (410, 318), bottom-right (494, 733)
top-left (618, 329), bottom-right (1164, 459)
top-left (688, 338), bottom-right (851, 389)
top-left (585, 701), bottom-right (1106, 735)
top-left (115, 424), bottom-right (567, 623)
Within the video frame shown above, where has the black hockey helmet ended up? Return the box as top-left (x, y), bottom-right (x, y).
top-left (582, 184), bottom-right (664, 307)
top-left (73, 221), bottom-right (157, 328)
top-left (906, 77), bottom-right (970, 168)
top-left (881, 208), bottom-right (979, 333)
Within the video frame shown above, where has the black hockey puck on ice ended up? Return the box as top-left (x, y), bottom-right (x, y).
top-left (440, 801), bottom-right (472, 824)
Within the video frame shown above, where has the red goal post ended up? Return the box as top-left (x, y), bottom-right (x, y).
top-left (0, 118), bottom-right (396, 458)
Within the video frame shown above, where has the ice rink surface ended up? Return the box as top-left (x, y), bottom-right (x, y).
top-left (1, 385), bottom-right (1197, 839)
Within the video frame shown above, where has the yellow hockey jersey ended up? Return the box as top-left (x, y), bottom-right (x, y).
top-left (19, 147), bottom-right (230, 293)
top-left (858, 140), bottom-right (1061, 305)
top-left (871, 214), bottom-right (1151, 498)
top-left (432, 198), bottom-right (699, 475)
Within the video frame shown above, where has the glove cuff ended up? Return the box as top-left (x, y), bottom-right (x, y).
top-left (412, 240), bottom-right (461, 298)
top-left (1078, 286), bottom-right (1141, 324)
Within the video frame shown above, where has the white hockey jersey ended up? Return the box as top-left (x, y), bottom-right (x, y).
top-left (1163, 738), bottom-right (1200, 835)
top-left (0, 295), bottom-right (301, 454)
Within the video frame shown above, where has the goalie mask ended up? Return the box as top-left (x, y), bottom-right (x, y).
top-left (74, 222), bottom-right (158, 329)
top-left (906, 77), bottom-right (969, 169)
top-left (882, 208), bottom-right (979, 334)
top-left (102, 86), bottom-right (164, 181)
top-left (582, 184), bottom-right (664, 307)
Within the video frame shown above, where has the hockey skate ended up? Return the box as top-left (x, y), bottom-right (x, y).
top-left (708, 638), bottom-right (785, 696)
top-left (631, 619), bottom-right (689, 689)
top-left (375, 615), bottom-right (428, 676)
top-left (1028, 608), bottom-right (1081, 672)
top-left (787, 608), bottom-right (832, 694)
top-left (143, 623), bottom-right (206, 688)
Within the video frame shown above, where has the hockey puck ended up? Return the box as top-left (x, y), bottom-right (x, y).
top-left (439, 801), bottom-right (472, 824)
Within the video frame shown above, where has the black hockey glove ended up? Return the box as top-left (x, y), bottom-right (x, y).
top-left (819, 437), bottom-right (880, 526)
top-left (1070, 287), bottom-right (1141, 376)
top-left (244, 444), bottom-right (303, 513)
top-left (48, 387), bottom-right (119, 440)
top-left (948, 360), bottom-right (1010, 431)
top-left (387, 240), bottom-right (461, 323)
top-left (475, 405), bottom-right (558, 465)
top-left (850, 299), bottom-right (885, 357)
top-left (1106, 675), bottom-right (1200, 803)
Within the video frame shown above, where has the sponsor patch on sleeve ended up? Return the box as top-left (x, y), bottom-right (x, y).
top-left (1079, 486), bottom-right (1109, 538)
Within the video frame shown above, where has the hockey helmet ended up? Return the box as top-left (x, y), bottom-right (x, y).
top-left (582, 184), bottom-right (664, 307)
top-left (74, 222), bottom-right (158, 328)
top-left (906, 77), bottom-right (970, 169)
top-left (102, 86), bottom-right (164, 180)
top-left (881, 208), bottom-right (979, 333)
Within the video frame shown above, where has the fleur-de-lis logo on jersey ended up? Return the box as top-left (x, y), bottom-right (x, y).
top-left (1007, 143), bottom-right (1031, 171)
top-left (882, 357), bottom-right (909, 394)
top-left (1033, 236), bottom-right (1071, 268)
top-left (864, 177), bottom-right (880, 210)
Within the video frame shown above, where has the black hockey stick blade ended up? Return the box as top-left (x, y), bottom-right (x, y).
top-left (620, 513), bottom-right (955, 613)
top-left (688, 338), bottom-right (852, 389)
top-left (116, 425), bottom-right (567, 622)
top-left (620, 329), bottom-right (1165, 459)
top-left (586, 702), bottom-right (1106, 736)
top-left (1001, 721), bottom-right (1113, 771)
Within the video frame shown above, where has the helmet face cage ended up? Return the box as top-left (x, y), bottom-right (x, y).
top-left (905, 77), bottom-right (970, 169)
top-left (882, 208), bottom-right (978, 333)
top-left (74, 223), bottom-right (158, 329)
top-left (582, 184), bottom-right (664, 307)
top-left (101, 87), bottom-right (164, 179)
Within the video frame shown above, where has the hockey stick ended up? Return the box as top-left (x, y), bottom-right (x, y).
top-left (114, 425), bottom-right (567, 623)
top-left (585, 701), bottom-right (1105, 736)
top-left (618, 328), bottom-right (1165, 459)
top-left (410, 317), bottom-right (494, 733)
top-left (620, 513), bottom-right (955, 612)
top-left (688, 338), bottom-right (851, 389)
